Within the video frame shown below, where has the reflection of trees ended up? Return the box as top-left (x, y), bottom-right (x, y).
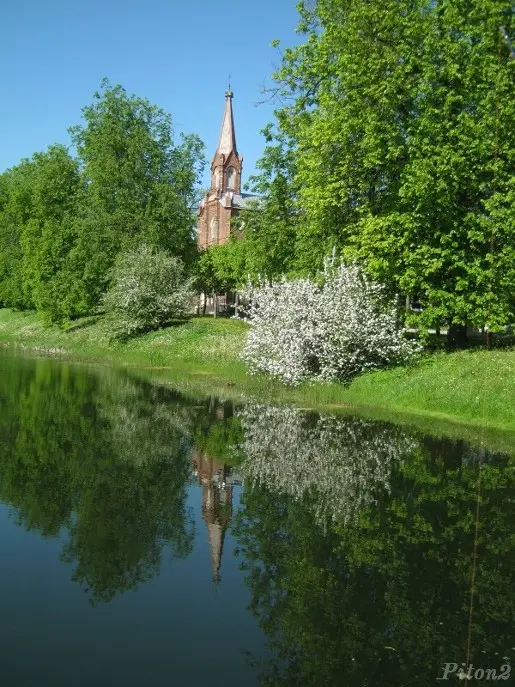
top-left (191, 397), bottom-right (244, 466)
top-left (236, 404), bottom-right (417, 524)
top-left (233, 436), bottom-right (515, 686)
top-left (0, 356), bottom-right (200, 604)
top-left (61, 454), bottom-right (193, 604)
top-left (99, 374), bottom-right (198, 465)
top-left (3, 351), bottom-right (514, 683)
top-left (0, 359), bottom-right (104, 536)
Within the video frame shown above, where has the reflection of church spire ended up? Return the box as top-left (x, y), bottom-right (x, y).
top-left (207, 522), bottom-right (225, 585)
top-left (192, 452), bottom-right (234, 585)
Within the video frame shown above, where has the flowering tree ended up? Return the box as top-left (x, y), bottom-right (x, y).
top-left (103, 243), bottom-right (193, 340)
top-left (241, 260), bottom-right (421, 385)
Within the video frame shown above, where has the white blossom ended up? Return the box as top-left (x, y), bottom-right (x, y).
top-left (235, 403), bottom-right (418, 525)
top-left (102, 243), bottom-right (193, 340)
top-left (240, 260), bottom-right (421, 385)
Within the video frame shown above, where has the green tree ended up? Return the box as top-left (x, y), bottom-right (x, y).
top-left (194, 248), bottom-right (219, 314)
top-left (54, 79), bottom-right (206, 323)
top-left (0, 164), bottom-right (31, 309)
top-left (70, 79), bottom-right (205, 262)
top-left (242, 125), bottom-right (298, 280)
top-left (194, 244), bottom-right (243, 313)
top-left (19, 145), bottom-right (83, 319)
top-left (209, 238), bottom-right (248, 289)
top-left (257, 0), bottom-right (515, 341)
top-left (0, 145), bottom-right (82, 317)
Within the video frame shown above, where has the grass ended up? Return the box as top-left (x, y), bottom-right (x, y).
top-left (0, 308), bottom-right (514, 451)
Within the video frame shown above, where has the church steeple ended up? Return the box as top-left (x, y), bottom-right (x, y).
top-left (198, 87), bottom-right (259, 252)
top-left (216, 89), bottom-right (238, 157)
top-left (211, 89), bottom-right (243, 195)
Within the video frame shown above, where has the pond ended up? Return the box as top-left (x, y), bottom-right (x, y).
top-left (0, 349), bottom-right (513, 686)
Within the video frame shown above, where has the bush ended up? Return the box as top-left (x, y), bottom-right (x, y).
top-left (103, 244), bottom-right (193, 339)
top-left (240, 260), bottom-right (421, 385)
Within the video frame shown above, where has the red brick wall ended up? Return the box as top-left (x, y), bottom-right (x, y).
top-left (197, 197), bottom-right (240, 249)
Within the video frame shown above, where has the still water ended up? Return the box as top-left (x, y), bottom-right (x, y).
top-left (0, 349), bottom-right (513, 686)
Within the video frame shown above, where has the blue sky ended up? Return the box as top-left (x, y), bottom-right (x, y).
top-left (1, 0), bottom-right (302, 187)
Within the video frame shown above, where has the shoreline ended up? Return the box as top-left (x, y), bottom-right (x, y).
top-left (0, 308), bottom-right (514, 453)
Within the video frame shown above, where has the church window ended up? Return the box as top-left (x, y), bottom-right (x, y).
top-left (214, 168), bottom-right (220, 188)
top-left (210, 217), bottom-right (219, 243)
top-left (227, 167), bottom-right (235, 189)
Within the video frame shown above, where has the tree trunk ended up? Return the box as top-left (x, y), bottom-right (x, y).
top-left (447, 322), bottom-right (468, 349)
top-left (202, 292), bottom-right (207, 316)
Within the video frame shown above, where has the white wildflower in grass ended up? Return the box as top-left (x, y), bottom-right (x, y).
top-left (103, 243), bottom-right (193, 340)
top-left (241, 259), bottom-right (421, 385)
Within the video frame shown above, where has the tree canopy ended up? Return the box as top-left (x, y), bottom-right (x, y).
top-left (0, 80), bottom-right (205, 323)
top-left (248, 0), bottom-right (515, 334)
top-left (2, 5), bottom-right (515, 339)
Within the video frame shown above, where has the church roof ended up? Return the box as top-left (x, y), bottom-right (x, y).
top-left (216, 89), bottom-right (238, 157)
top-left (212, 191), bottom-right (262, 210)
top-left (227, 192), bottom-right (261, 209)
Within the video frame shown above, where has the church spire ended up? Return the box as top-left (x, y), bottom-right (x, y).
top-left (210, 89), bottom-right (243, 197)
top-left (216, 88), bottom-right (238, 157)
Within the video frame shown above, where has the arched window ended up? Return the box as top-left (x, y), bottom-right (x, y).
top-left (226, 167), bottom-right (235, 190)
top-left (210, 217), bottom-right (219, 243)
top-left (214, 167), bottom-right (220, 189)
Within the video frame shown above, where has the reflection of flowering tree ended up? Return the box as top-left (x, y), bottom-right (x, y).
top-left (233, 439), bottom-right (515, 687)
top-left (99, 374), bottom-right (197, 465)
top-left (236, 404), bottom-right (418, 524)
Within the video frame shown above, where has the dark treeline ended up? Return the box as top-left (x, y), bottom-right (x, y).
top-left (0, 79), bottom-right (205, 324)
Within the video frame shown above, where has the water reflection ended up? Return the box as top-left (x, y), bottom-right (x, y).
top-left (192, 452), bottom-right (242, 583)
top-left (0, 351), bottom-right (513, 687)
top-left (233, 437), bottom-right (515, 686)
top-left (235, 403), bottom-right (418, 525)
top-left (0, 357), bottom-right (199, 605)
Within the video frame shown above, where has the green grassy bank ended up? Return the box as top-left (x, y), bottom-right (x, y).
top-left (0, 308), bottom-right (514, 446)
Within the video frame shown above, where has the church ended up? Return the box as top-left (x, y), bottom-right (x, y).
top-left (197, 89), bottom-right (260, 249)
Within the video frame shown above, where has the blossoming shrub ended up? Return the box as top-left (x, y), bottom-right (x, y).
top-left (103, 244), bottom-right (193, 340)
top-left (241, 261), bottom-right (421, 385)
top-left (241, 277), bottom-right (320, 384)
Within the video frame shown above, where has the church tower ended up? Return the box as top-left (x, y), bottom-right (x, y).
top-left (211, 88), bottom-right (243, 196)
top-left (198, 90), bottom-right (257, 250)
